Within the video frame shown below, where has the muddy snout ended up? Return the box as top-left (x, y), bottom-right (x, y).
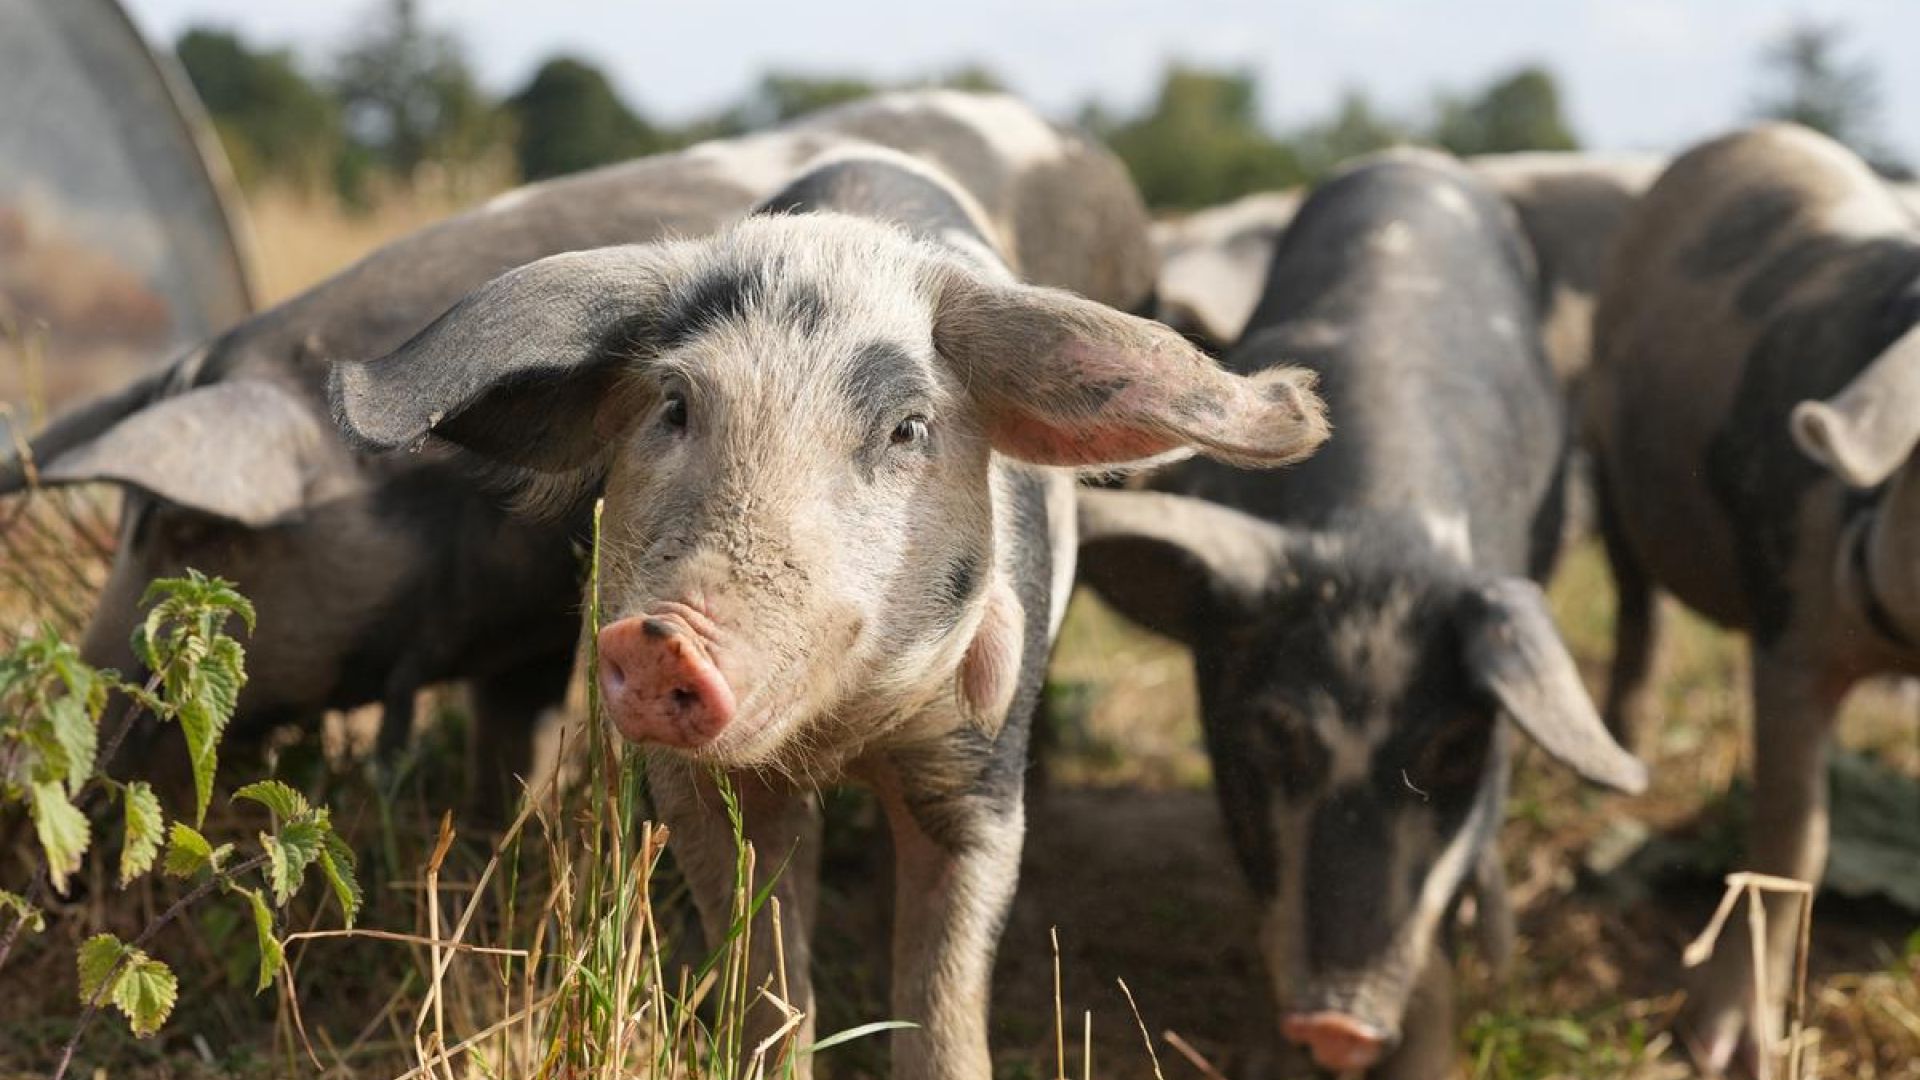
top-left (1280, 1009), bottom-right (1390, 1073)
top-left (597, 613), bottom-right (736, 748)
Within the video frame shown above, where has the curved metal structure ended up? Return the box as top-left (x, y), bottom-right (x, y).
top-left (0, 0), bottom-right (258, 416)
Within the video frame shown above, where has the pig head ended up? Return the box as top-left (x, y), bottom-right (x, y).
top-left (1078, 488), bottom-right (1645, 1075)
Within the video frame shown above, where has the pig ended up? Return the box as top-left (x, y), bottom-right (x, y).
top-left (1587, 122), bottom-right (1920, 1072)
top-left (1077, 152), bottom-right (1647, 1077)
top-left (0, 91), bottom-right (1157, 812)
top-left (325, 144), bottom-right (1329, 1078)
top-left (1151, 152), bottom-right (1664, 382)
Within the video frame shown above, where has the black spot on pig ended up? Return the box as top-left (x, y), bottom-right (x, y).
top-left (940, 552), bottom-right (982, 612)
top-left (657, 267), bottom-right (767, 347)
top-left (1682, 186), bottom-right (1802, 279)
top-left (758, 158), bottom-right (992, 250)
top-left (841, 341), bottom-right (934, 421)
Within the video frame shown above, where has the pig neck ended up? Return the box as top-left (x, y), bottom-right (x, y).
top-left (1860, 459), bottom-right (1920, 651)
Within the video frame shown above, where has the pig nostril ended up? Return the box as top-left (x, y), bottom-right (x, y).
top-left (670, 687), bottom-right (698, 711)
top-left (642, 618), bottom-right (675, 639)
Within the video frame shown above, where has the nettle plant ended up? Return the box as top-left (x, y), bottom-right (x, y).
top-left (0, 571), bottom-right (359, 1072)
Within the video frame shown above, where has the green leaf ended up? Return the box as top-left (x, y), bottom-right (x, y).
top-left (233, 779), bottom-right (310, 822)
top-left (30, 780), bottom-right (89, 893)
top-left (77, 933), bottom-right (133, 1004)
top-left (261, 822), bottom-right (324, 907)
top-left (45, 693), bottom-right (97, 796)
top-left (113, 955), bottom-right (178, 1037)
top-left (316, 831), bottom-right (362, 928)
top-left (803, 1020), bottom-right (920, 1055)
top-left (241, 887), bottom-right (283, 992)
top-left (0, 890), bottom-right (45, 934)
top-left (77, 934), bottom-right (177, 1037)
top-left (119, 782), bottom-right (164, 886)
top-left (163, 822), bottom-right (214, 878)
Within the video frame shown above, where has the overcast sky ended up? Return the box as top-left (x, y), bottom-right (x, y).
top-left (122, 0), bottom-right (1920, 165)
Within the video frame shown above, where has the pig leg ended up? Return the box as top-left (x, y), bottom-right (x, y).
top-left (1470, 847), bottom-right (1514, 976)
top-left (1596, 475), bottom-right (1663, 754)
top-left (1683, 650), bottom-right (1840, 1075)
top-left (649, 757), bottom-right (822, 1075)
top-left (467, 648), bottom-right (573, 819)
top-left (875, 769), bottom-right (1025, 1079)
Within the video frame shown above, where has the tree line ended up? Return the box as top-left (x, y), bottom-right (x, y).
top-left (174, 1), bottom-right (1909, 212)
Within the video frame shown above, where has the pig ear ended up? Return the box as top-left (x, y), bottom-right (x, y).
top-left (329, 244), bottom-right (694, 471)
top-left (932, 273), bottom-right (1328, 470)
top-left (0, 365), bottom-right (175, 497)
top-left (1075, 488), bottom-right (1290, 644)
top-left (1790, 327), bottom-right (1920, 487)
top-left (1458, 578), bottom-right (1648, 794)
top-left (32, 381), bottom-right (344, 527)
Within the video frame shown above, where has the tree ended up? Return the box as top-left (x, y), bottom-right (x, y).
top-left (1295, 89), bottom-right (1406, 178)
top-left (506, 57), bottom-right (663, 180)
top-left (1433, 66), bottom-right (1579, 156)
top-left (1098, 65), bottom-right (1305, 209)
top-left (331, 0), bottom-right (508, 187)
top-left (174, 28), bottom-right (343, 190)
top-left (1752, 21), bottom-right (1908, 177)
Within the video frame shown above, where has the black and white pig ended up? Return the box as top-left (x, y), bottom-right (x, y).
top-left (1078, 152), bottom-right (1647, 1077)
top-left (1588, 123), bottom-right (1920, 1073)
top-left (0, 91), bottom-right (1157, 811)
top-left (327, 146), bottom-right (1328, 1077)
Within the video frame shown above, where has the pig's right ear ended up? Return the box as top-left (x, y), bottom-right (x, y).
top-left (1075, 488), bottom-right (1290, 645)
top-left (1790, 326), bottom-right (1920, 487)
top-left (0, 365), bottom-right (173, 497)
top-left (329, 244), bottom-right (695, 472)
top-left (932, 273), bottom-right (1328, 471)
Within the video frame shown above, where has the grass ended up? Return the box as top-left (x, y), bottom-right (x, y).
top-left (2, 184), bottom-right (1917, 1079)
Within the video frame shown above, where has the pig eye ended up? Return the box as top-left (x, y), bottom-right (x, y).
top-left (890, 415), bottom-right (930, 447)
top-left (660, 392), bottom-right (689, 431)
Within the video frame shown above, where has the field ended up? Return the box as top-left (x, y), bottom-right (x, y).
top-left (0, 183), bottom-right (1916, 1079)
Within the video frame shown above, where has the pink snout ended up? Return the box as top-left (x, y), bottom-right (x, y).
top-left (598, 615), bottom-right (736, 748)
top-left (1281, 1011), bottom-right (1388, 1073)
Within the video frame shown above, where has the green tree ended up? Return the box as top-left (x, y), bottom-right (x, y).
top-left (1433, 66), bottom-right (1579, 156)
top-left (1295, 89), bottom-right (1406, 178)
top-left (506, 56), bottom-right (663, 180)
top-left (331, 0), bottom-right (508, 186)
top-left (1098, 65), bottom-right (1305, 209)
top-left (174, 28), bottom-right (343, 190)
top-left (1752, 21), bottom-right (1908, 176)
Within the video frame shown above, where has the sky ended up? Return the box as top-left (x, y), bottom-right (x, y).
top-left (121, 0), bottom-right (1920, 166)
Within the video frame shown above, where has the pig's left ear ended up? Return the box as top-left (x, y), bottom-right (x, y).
top-left (1790, 327), bottom-right (1920, 487)
top-left (932, 273), bottom-right (1328, 469)
top-left (1458, 578), bottom-right (1648, 794)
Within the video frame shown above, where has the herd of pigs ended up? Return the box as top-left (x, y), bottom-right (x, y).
top-left (4, 90), bottom-right (1919, 1078)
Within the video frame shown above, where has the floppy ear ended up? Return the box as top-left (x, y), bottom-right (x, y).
top-left (1075, 488), bottom-right (1290, 645)
top-left (329, 243), bottom-right (696, 472)
top-left (33, 381), bottom-right (347, 527)
top-left (932, 273), bottom-right (1328, 470)
top-left (1457, 577), bottom-right (1648, 794)
top-left (1790, 325), bottom-right (1920, 487)
top-left (1, 365), bottom-right (175, 496)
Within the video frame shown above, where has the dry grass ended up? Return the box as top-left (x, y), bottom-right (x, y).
top-left (244, 181), bottom-right (507, 305)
